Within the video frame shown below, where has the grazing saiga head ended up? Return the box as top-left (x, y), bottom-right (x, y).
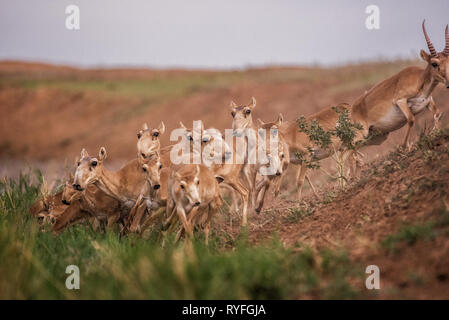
top-left (230, 97), bottom-right (256, 137)
top-left (136, 122), bottom-right (165, 165)
top-left (61, 172), bottom-right (80, 205)
top-left (171, 165), bottom-right (201, 207)
top-left (141, 152), bottom-right (163, 190)
top-left (421, 20), bottom-right (449, 89)
top-left (72, 147), bottom-right (107, 191)
top-left (257, 114), bottom-right (289, 176)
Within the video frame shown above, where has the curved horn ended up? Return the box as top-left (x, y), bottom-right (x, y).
top-left (444, 24), bottom-right (449, 55)
top-left (422, 20), bottom-right (437, 57)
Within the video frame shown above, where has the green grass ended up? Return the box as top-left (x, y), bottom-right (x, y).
top-left (0, 172), bottom-right (361, 299)
top-left (382, 206), bottom-right (449, 254)
top-left (382, 222), bottom-right (436, 253)
top-left (0, 72), bottom-right (246, 100)
top-left (286, 206), bottom-right (313, 223)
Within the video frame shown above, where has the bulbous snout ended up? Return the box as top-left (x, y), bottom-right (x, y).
top-left (275, 171), bottom-right (281, 176)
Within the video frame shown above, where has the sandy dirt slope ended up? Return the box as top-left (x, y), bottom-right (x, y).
top-left (226, 130), bottom-right (449, 299)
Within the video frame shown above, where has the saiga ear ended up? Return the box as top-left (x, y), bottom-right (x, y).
top-left (98, 147), bottom-right (107, 161)
top-left (249, 97), bottom-right (256, 109)
top-left (69, 172), bottom-right (74, 181)
top-left (230, 100), bottom-right (238, 110)
top-left (276, 113), bottom-right (284, 127)
top-left (420, 49), bottom-right (430, 62)
top-left (81, 148), bottom-right (89, 159)
top-left (74, 156), bottom-right (79, 166)
top-left (142, 123), bottom-right (149, 130)
top-left (158, 121), bottom-right (166, 135)
top-left (195, 165), bottom-right (200, 176)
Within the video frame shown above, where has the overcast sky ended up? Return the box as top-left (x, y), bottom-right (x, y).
top-left (0, 0), bottom-right (448, 69)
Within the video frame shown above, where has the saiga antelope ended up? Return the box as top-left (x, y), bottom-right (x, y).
top-left (128, 152), bottom-right (170, 233)
top-left (131, 121), bottom-right (199, 233)
top-left (254, 114), bottom-right (290, 213)
top-left (166, 164), bottom-right (222, 244)
top-left (230, 97), bottom-right (294, 223)
top-left (153, 121), bottom-right (235, 237)
top-left (55, 173), bottom-right (122, 233)
top-left (51, 200), bottom-right (92, 234)
top-left (178, 120), bottom-right (240, 212)
top-left (351, 20), bottom-right (447, 150)
top-left (132, 121), bottom-right (223, 235)
top-left (136, 121), bottom-right (166, 166)
top-left (29, 182), bottom-right (65, 223)
top-left (72, 147), bottom-right (158, 233)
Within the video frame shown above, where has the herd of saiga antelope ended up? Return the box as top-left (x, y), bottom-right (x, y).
top-left (30, 21), bottom-right (448, 244)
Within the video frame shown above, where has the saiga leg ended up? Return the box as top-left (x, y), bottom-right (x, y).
top-left (395, 98), bottom-right (415, 148)
top-left (176, 206), bottom-right (193, 239)
top-left (227, 179), bottom-right (249, 227)
top-left (296, 163), bottom-right (308, 200)
top-left (427, 96), bottom-right (442, 130)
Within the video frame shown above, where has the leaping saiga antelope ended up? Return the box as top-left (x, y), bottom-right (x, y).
top-left (351, 20), bottom-right (447, 149)
top-left (281, 21), bottom-right (448, 200)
